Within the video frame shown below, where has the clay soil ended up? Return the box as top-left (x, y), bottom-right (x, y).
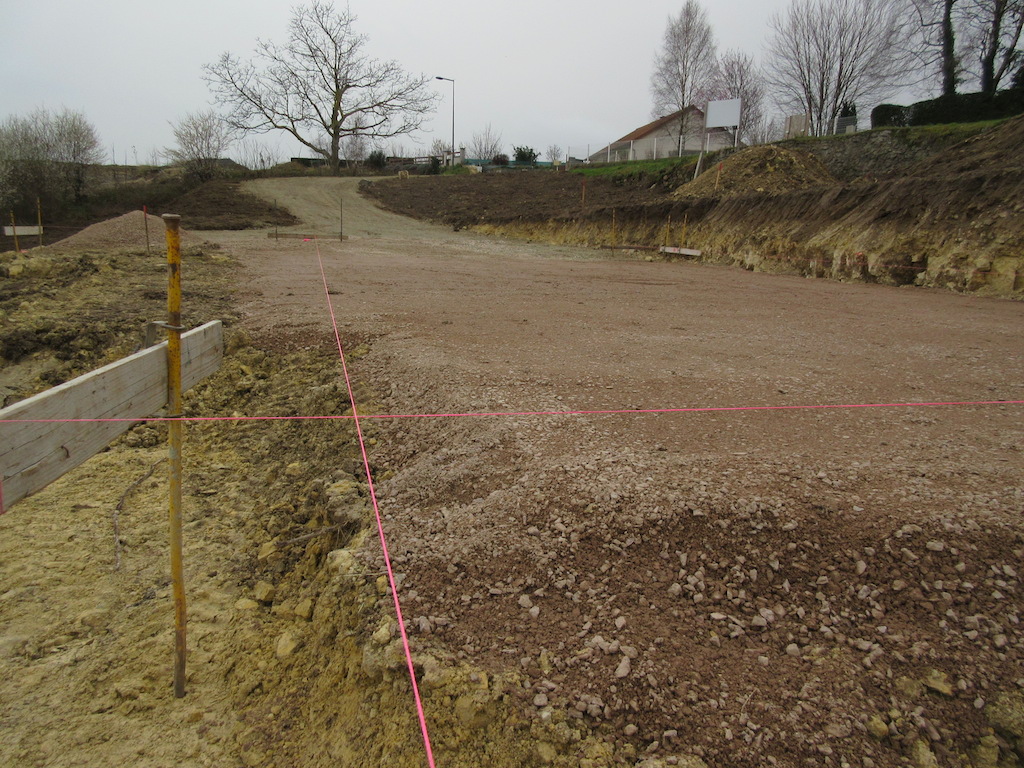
top-left (1, 176), bottom-right (1023, 768)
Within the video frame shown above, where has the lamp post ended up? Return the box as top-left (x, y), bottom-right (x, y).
top-left (436, 76), bottom-right (455, 165)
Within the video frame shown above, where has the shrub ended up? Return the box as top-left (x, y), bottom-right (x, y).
top-left (492, 153), bottom-right (509, 166)
top-left (367, 149), bottom-right (386, 169)
top-left (872, 88), bottom-right (1024, 128)
top-left (513, 145), bottom-right (538, 164)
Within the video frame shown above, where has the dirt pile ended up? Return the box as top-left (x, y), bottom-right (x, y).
top-left (44, 210), bottom-right (203, 253)
top-left (361, 172), bottom-right (664, 230)
top-left (674, 146), bottom-right (835, 199)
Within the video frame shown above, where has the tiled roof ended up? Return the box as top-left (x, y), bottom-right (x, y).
top-left (617, 107), bottom-right (702, 142)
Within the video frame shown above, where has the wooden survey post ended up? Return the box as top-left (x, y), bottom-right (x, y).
top-left (162, 214), bottom-right (187, 698)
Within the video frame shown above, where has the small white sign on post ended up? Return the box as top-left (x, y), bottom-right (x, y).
top-left (4, 226), bottom-right (42, 237)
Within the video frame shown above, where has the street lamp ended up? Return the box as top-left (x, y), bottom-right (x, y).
top-left (435, 76), bottom-right (455, 165)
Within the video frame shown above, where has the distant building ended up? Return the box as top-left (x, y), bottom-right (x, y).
top-left (589, 107), bottom-right (736, 163)
top-left (783, 114), bottom-right (810, 140)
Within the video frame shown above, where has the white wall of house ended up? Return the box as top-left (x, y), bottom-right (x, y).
top-left (589, 113), bottom-right (734, 163)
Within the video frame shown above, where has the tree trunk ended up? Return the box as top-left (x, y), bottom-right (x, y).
top-left (941, 0), bottom-right (958, 96)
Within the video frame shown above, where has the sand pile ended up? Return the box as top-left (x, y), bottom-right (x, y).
top-left (47, 210), bottom-right (202, 252)
top-left (675, 145), bottom-right (835, 199)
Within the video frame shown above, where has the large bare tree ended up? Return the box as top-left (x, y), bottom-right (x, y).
top-left (714, 50), bottom-right (768, 145)
top-left (964, 0), bottom-right (1024, 92)
top-left (204, 2), bottom-right (436, 173)
top-left (650, 0), bottom-right (719, 148)
top-left (766, 0), bottom-right (908, 135)
top-left (903, 0), bottom-right (966, 95)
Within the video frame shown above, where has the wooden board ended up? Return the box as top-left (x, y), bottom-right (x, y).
top-left (4, 226), bottom-right (43, 236)
top-left (659, 246), bottom-right (703, 257)
top-left (266, 232), bottom-right (348, 241)
top-left (0, 320), bottom-right (223, 512)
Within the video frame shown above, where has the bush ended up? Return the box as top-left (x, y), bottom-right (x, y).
top-left (513, 145), bottom-right (538, 164)
top-left (492, 153), bottom-right (509, 166)
top-left (367, 149), bottom-right (386, 169)
top-left (872, 88), bottom-right (1024, 128)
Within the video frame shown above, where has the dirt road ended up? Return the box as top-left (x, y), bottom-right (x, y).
top-left (2, 176), bottom-right (1022, 768)
top-left (224, 178), bottom-right (1024, 766)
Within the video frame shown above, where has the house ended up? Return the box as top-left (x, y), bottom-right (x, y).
top-left (589, 107), bottom-right (737, 163)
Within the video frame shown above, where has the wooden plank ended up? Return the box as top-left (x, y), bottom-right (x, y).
top-left (266, 232), bottom-right (348, 240)
top-left (0, 321), bottom-right (223, 511)
top-left (659, 246), bottom-right (703, 257)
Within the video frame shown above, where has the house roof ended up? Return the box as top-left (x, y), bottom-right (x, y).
top-left (617, 107), bottom-right (703, 142)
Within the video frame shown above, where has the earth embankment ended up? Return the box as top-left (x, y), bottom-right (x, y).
top-left (362, 117), bottom-right (1024, 297)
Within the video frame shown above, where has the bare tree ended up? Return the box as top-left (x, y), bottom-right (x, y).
top-left (902, 0), bottom-right (967, 95)
top-left (236, 138), bottom-right (282, 173)
top-left (204, 2), bottom-right (436, 174)
top-left (468, 123), bottom-right (503, 161)
top-left (546, 145), bottom-right (563, 164)
top-left (962, 0), bottom-right (1024, 92)
top-left (766, 0), bottom-right (908, 136)
top-left (50, 108), bottom-right (103, 202)
top-left (0, 108), bottom-right (103, 217)
top-left (429, 138), bottom-right (451, 158)
top-left (650, 0), bottom-right (719, 145)
top-left (715, 50), bottom-right (768, 144)
top-left (167, 110), bottom-right (235, 182)
top-left (344, 131), bottom-right (369, 166)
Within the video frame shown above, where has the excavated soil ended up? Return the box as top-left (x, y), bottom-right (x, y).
top-left (1, 177), bottom-right (1023, 768)
top-left (673, 146), bottom-right (835, 199)
top-left (364, 117), bottom-right (1024, 299)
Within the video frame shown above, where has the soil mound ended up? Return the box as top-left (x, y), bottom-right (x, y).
top-left (674, 145), bottom-right (835, 199)
top-left (47, 210), bottom-right (202, 252)
top-left (906, 113), bottom-right (1024, 176)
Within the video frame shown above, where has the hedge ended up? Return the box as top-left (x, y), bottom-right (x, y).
top-left (871, 88), bottom-right (1024, 128)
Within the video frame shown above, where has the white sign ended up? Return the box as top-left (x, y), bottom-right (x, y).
top-left (705, 98), bottom-right (742, 129)
top-left (4, 226), bottom-right (42, 236)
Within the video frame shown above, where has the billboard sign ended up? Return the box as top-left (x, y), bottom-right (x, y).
top-left (705, 98), bottom-right (742, 128)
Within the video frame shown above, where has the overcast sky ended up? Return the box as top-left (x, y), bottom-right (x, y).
top-left (4, 0), bottom-right (842, 165)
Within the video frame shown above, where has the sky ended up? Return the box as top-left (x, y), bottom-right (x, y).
top-left (3, 0), bottom-right (891, 166)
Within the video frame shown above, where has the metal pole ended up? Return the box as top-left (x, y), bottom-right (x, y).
top-left (340, 197), bottom-right (344, 241)
top-left (143, 205), bottom-right (151, 256)
top-left (36, 198), bottom-right (43, 248)
top-left (162, 213), bottom-right (187, 699)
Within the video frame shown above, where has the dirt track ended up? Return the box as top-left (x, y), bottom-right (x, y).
top-left (2, 177), bottom-right (1023, 768)
top-left (228, 179), bottom-right (1024, 766)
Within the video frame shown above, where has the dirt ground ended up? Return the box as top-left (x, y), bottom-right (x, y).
top-left (1, 176), bottom-right (1023, 768)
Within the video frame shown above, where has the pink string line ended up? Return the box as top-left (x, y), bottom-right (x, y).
top-left (3, 399), bottom-right (1022, 426)
top-left (313, 239), bottom-right (437, 767)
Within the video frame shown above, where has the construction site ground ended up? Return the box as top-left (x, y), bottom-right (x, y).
top-left (1, 172), bottom-right (1022, 768)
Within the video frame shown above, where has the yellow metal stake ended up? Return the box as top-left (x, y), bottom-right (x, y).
top-left (162, 214), bottom-right (187, 699)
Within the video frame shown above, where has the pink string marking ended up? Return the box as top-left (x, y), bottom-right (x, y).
top-left (313, 239), bottom-right (437, 767)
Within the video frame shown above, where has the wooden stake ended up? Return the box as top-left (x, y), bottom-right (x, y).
top-left (36, 198), bottom-right (43, 248)
top-left (10, 212), bottom-right (19, 253)
top-left (143, 205), bottom-right (151, 256)
top-left (162, 214), bottom-right (187, 699)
